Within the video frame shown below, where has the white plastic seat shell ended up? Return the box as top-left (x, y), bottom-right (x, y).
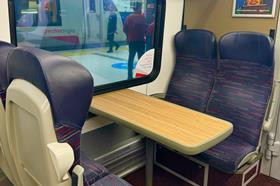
top-left (0, 95), bottom-right (22, 185)
top-left (5, 79), bottom-right (74, 186)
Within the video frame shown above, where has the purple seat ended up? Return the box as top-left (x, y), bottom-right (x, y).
top-left (165, 29), bottom-right (217, 112)
top-left (197, 32), bottom-right (274, 173)
top-left (7, 47), bottom-right (130, 185)
top-left (0, 41), bottom-right (15, 106)
top-left (80, 152), bottom-right (109, 185)
top-left (174, 29), bottom-right (217, 59)
top-left (197, 135), bottom-right (256, 173)
top-left (91, 174), bottom-right (132, 186)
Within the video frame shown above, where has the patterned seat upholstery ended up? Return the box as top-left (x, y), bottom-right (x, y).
top-left (197, 135), bottom-right (256, 173)
top-left (7, 47), bottom-right (130, 185)
top-left (197, 32), bottom-right (274, 173)
top-left (0, 41), bottom-right (15, 106)
top-left (165, 29), bottom-right (217, 112)
top-left (80, 152), bottom-right (109, 185)
top-left (91, 174), bottom-right (132, 186)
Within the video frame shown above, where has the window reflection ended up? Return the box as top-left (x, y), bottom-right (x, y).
top-left (15, 0), bottom-right (62, 27)
top-left (14, 0), bottom-right (157, 87)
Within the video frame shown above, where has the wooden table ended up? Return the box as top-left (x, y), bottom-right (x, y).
top-left (90, 89), bottom-right (233, 186)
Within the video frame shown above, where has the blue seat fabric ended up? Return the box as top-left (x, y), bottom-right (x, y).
top-left (91, 174), bottom-right (132, 186)
top-left (80, 152), bottom-right (109, 186)
top-left (165, 29), bottom-right (217, 112)
top-left (168, 31), bottom-right (274, 173)
top-left (7, 47), bottom-right (130, 185)
top-left (175, 29), bottom-right (217, 60)
top-left (207, 60), bottom-right (273, 147)
top-left (197, 60), bottom-right (273, 173)
top-left (165, 56), bottom-right (217, 112)
top-left (197, 32), bottom-right (274, 173)
top-left (196, 135), bottom-right (256, 173)
top-left (0, 41), bottom-right (15, 107)
top-left (219, 32), bottom-right (274, 66)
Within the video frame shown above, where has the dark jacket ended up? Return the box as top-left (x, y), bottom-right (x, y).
top-left (107, 12), bottom-right (117, 40)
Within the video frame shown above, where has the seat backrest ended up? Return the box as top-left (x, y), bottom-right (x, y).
top-left (174, 29), bottom-right (217, 59)
top-left (0, 41), bottom-right (15, 106)
top-left (0, 41), bottom-right (20, 185)
top-left (219, 31), bottom-right (274, 66)
top-left (6, 47), bottom-right (93, 185)
top-left (206, 32), bottom-right (274, 147)
top-left (165, 29), bottom-right (217, 112)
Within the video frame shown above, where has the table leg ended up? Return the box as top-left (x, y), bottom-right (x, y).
top-left (146, 138), bottom-right (154, 186)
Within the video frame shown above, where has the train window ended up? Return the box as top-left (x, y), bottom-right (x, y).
top-left (14, 0), bottom-right (62, 27)
top-left (89, 0), bottom-right (96, 12)
top-left (103, 0), bottom-right (117, 12)
top-left (10, 0), bottom-right (165, 94)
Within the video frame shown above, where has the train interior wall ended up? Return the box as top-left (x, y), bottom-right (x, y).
top-left (184, 0), bottom-right (280, 39)
top-left (0, 0), bottom-right (11, 43)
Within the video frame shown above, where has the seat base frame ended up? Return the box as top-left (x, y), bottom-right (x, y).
top-left (155, 144), bottom-right (260, 186)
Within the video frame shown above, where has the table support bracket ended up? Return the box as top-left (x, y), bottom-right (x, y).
top-left (146, 138), bottom-right (154, 186)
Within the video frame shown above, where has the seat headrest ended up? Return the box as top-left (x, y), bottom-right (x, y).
top-left (7, 47), bottom-right (94, 129)
top-left (219, 32), bottom-right (274, 66)
top-left (0, 41), bottom-right (15, 92)
top-left (174, 29), bottom-right (217, 60)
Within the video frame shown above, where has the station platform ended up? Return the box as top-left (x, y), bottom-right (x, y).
top-left (56, 45), bottom-right (138, 86)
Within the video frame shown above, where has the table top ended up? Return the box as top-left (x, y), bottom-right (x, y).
top-left (90, 89), bottom-right (233, 155)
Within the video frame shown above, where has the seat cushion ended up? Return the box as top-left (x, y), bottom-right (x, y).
top-left (196, 135), bottom-right (256, 173)
top-left (80, 152), bottom-right (109, 186)
top-left (206, 60), bottom-right (273, 146)
top-left (91, 174), bottom-right (131, 186)
top-left (165, 56), bottom-right (217, 112)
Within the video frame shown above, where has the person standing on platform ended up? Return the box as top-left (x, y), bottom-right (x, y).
top-left (107, 5), bottom-right (120, 53)
top-left (123, 3), bottom-right (148, 79)
top-left (147, 16), bottom-right (155, 50)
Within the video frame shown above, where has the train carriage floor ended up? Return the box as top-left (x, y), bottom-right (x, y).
top-left (1, 165), bottom-right (280, 185)
top-left (124, 166), bottom-right (280, 186)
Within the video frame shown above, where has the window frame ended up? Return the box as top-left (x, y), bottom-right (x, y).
top-left (8, 0), bottom-right (166, 95)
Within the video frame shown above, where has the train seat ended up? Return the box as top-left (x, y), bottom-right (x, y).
top-left (165, 29), bottom-right (217, 112)
top-left (0, 41), bottom-right (21, 185)
top-left (6, 47), bottom-right (131, 186)
top-left (196, 32), bottom-right (274, 173)
top-left (0, 41), bottom-right (16, 106)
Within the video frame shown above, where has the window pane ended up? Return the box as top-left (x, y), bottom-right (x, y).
top-left (14, 0), bottom-right (159, 87)
top-left (89, 0), bottom-right (96, 12)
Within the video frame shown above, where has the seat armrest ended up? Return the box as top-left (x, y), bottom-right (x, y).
top-left (263, 80), bottom-right (280, 132)
top-left (72, 165), bottom-right (84, 186)
top-left (47, 142), bottom-right (74, 182)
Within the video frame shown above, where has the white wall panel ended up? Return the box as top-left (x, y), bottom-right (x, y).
top-left (0, 0), bottom-right (11, 42)
top-left (146, 0), bottom-right (184, 95)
